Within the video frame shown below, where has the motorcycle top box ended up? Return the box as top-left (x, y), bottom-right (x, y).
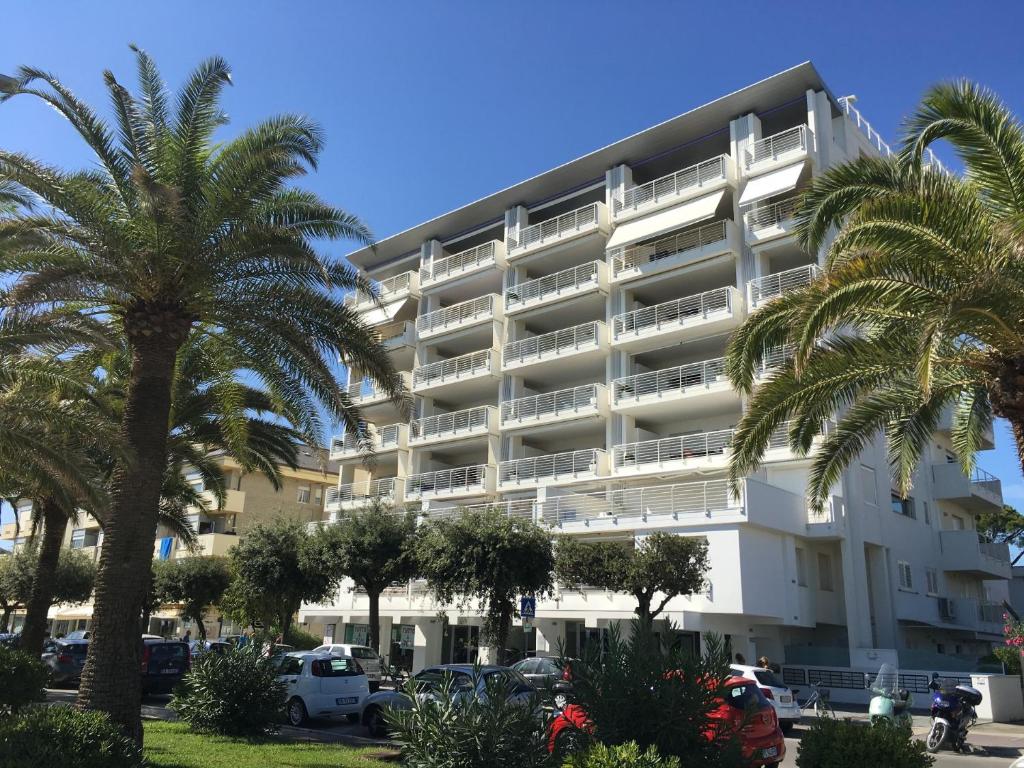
top-left (954, 685), bottom-right (982, 707)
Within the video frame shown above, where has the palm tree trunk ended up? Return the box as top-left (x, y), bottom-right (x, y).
top-left (1011, 418), bottom-right (1024, 477)
top-left (77, 338), bottom-right (180, 744)
top-left (20, 498), bottom-right (68, 654)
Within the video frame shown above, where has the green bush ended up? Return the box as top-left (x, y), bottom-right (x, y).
top-left (993, 646), bottom-right (1022, 676)
top-left (284, 626), bottom-right (321, 650)
top-left (796, 718), bottom-right (933, 768)
top-left (170, 644), bottom-right (286, 736)
top-left (0, 706), bottom-right (142, 768)
top-left (564, 741), bottom-right (679, 768)
top-left (0, 646), bottom-right (48, 714)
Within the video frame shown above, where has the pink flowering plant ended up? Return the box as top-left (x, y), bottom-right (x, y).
top-left (1004, 613), bottom-right (1024, 648)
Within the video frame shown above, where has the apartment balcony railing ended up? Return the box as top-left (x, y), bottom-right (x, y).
top-left (837, 96), bottom-right (945, 173)
top-left (347, 371), bottom-right (413, 406)
top-left (500, 383), bottom-right (605, 429)
top-left (413, 349), bottom-right (496, 391)
top-left (325, 478), bottom-right (397, 510)
top-left (613, 286), bottom-right (733, 340)
top-left (405, 464), bottom-right (494, 499)
top-left (747, 264), bottom-right (821, 308)
top-left (342, 270), bottom-right (419, 310)
top-left (611, 220), bottom-right (729, 278)
top-left (428, 498), bottom-right (537, 521)
top-left (409, 405), bottom-right (497, 445)
top-left (508, 202), bottom-right (606, 257)
top-left (615, 155), bottom-right (730, 217)
top-left (614, 428), bottom-right (734, 471)
top-left (744, 195), bottom-right (801, 235)
top-left (420, 240), bottom-right (505, 288)
top-left (932, 462), bottom-right (1003, 511)
top-left (612, 356), bottom-right (727, 405)
top-left (744, 125), bottom-right (808, 170)
top-left (757, 346), bottom-right (794, 378)
top-left (503, 321), bottom-right (605, 369)
top-left (377, 320), bottom-right (416, 348)
top-left (505, 261), bottom-right (604, 312)
top-left (330, 424), bottom-right (407, 459)
top-left (970, 466), bottom-right (1002, 498)
top-left (499, 448), bottom-right (607, 487)
top-left (416, 294), bottom-right (498, 338)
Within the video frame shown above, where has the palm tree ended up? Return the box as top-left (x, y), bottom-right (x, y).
top-left (726, 80), bottom-right (1024, 508)
top-left (0, 49), bottom-right (405, 739)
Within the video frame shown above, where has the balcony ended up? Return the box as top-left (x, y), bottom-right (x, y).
top-left (614, 155), bottom-right (733, 220)
top-left (196, 488), bottom-right (247, 515)
top-left (343, 270), bottom-right (421, 325)
top-left (187, 532), bottom-right (239, 558)
top-left (409, 405), bottom-right (499, 447)
top-left (405, 464), bottom-right (496, 501)
top-left (416, 294), bottom-right (501, 341)
top-left (744, 125), bottom-right (809, 173)
top-left (507, 202), bottom-right (610, 261)
top-left (377, 320), bottom-right (417, 368)
top-left (500, 383), bottom-right (609, 432)
top-left (325, 478), bottom-right (400, 514)
top-left (505, 261), bottom-right (608, 315)
top-left (939, 530), bottom-right (1010, 579)
top-left (420, 240), bottom-right (507, 290)
top-left (330, 423), bottom-right (409, 460)
top-left (412, 349), bottom-right (501, 397)
top-left (503, 321), bottom-right (609, 374)
top-left (347, 371), bottom-right (413, 412)
top-left (747, 264), bottom-right (821, 310)
top-left (427, 498), bottom-right (537, 522)
top-left (613, 428), bottom-right (733, 477)
top-left (744, 195), bottom-right (801, 244)
top-left (498, 448), bottom-right (608, 490)
top-left (610, 219), bottom-right (740, 283)
top-left (611, 356), bottom-right (732, 417)
top-left (611, 286), bottom-right (743, 353)
top-left (931, 463), bottom-right (1002, 511)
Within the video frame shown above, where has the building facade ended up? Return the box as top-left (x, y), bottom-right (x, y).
top-left (301, 62), bottom-right (1009, 673)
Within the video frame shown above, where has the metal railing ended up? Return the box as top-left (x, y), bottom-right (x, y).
top-left (745, 195), bottom-right (801, 232)
top-left (615, 155), bottom-right (729, 215)
top-left (614, 428), bottom-right (734, 470)
top-left (421, 241), bottom-right (497, 283)
top-left (405, 464), bottom-right (490, 496)
top-left (326, 478), bottom-right (396, 507)
top-left (745, 125), bottom-right (808, 168)
top-left (612, 356), bottom-right (727, 404)
top-left (416, 294), bottom-right (495, 334)
top-left (506, 261), bottom-right (600, 308)
top-left (757, 346), bottom-right (794, 377)
top-left (510, 202), bottom-right (599, 253)
top-left (611, 220), bottom-right (728, 276)
top-left (410, 405), bottom-right (494, 442)
top-left (378, 320), bottom-right (414, 345)
top-left (347, 371), bottom-right (412, 402)
top-left (414, 349), bottom-right (494, 389)
top-left (504, 322), bottom-right (601, 366)
top-left (500, 449), bottom-right (604, 485)
top-left (970, 466), bottom-right (1001, 497)
top-left (427, 499), bottom-right (537, 521)
top-left (747, 264), bottom-right (821, 307)
top-left (613, 287), bottom-right (732, 338)
top-left (540, 479), bottom-right (740, 526)
top-left (501, 383), bottom-right (602, 425)
top-left (342, 270), bottom-right (415, 307)
top-left (837, 97), bottom-right (945, 173)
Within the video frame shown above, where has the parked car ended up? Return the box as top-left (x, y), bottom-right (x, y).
top-left (64, 629), bottom-right (91, 641)
top-left (277, 652), bottom-right (369, 726)
top-left (141, 638), bottom-right (190, 695)
top-left (313, 643), bottom-right (383, 690)
top-left (729, 664), bottom-right (800, 732)
top-left (189, 639), bottom-right (232, 656)
top-left (41, 638), bottom-right (89, 686)
top-left (511, 656), bottom-right (576, 705)
top-left (360, 664), bottom-right (536, 738)
top-left (708, 676), bottom-right (785, 766)
top-left (0, 632), bottom-right (21, 649)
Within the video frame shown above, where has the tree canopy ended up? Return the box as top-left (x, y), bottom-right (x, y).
top-left (0, 546), bottom-right (94, 631)
top-left (153, 556), bottom-right (231, 640)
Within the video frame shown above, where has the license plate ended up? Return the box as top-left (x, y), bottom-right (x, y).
top-left (762, 747), bottom-right (778, 759)
top-left (779, 695), bottom-right (792, 703)
top-left (162, 668), bottom-right (180, 675)
top-left (336, 696), bottom-right (358, 706)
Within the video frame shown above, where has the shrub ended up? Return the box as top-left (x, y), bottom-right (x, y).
top-left (565, 741), bottom-right (680, 768)
top-left (170, 644), bottom-right (286, 736)
top-left (386, 667), bottom-right (550, 768)
top-left (0, 706), bottom-right (142, 768)
top-left (0, 646), bottom-right (47, 714)
top-left (796, 717), bottom-right (933, 768)
top-left (993, 646), bottom-right (1022, 676)
top-left (284, 625), bottom-right (321, 650)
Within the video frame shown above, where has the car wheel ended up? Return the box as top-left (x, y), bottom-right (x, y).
top-left (287, 697), bottom-right (307, 727)
top-left (365, 705), bottom-right (388, 739)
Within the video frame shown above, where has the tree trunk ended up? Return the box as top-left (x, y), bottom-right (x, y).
top-left (20, 498), bottom-right (68, 654)
top-left (0, 605), bottom-right (12, 633)
top-left (368, 589), bottom-right (381, 656)
top-left (495, 604), bottom-right (512, 665)
top-left (195, 610), bottom-right (207, 641)
top-left (1011, 418), bottom-right (1024, 477)
top-left (76, 336), bottom-right (180, 744)
top-left (634, 592), bottom-right (654, 631)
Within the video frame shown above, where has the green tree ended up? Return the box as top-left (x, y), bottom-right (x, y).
top-left (0, 49), bottom-right (403, 739)
top-left (726, 81), bottom-right (1024, 506)
top-left (415, 509), bottom-right (553, 661)
top-left (153, 556), bottom-right (231, 641)
top-left (554, 533), bottom-right (709, 628)
top-left (310, 501), bottom-right (419, 655)
top-left (0, 548), bottom-right (34, 631)
top-left (0, 546), bottom-right (94, 631)
top-left (978, 505), bottom-right (1024, 564)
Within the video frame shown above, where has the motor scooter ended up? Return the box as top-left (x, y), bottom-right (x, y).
top-left (867, 663), bottom-right (913, 727)
top-left (925, 675), bottom-right (982, 753)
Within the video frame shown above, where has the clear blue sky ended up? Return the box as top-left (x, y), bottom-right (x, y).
top-left (2, 0), bottom-right (1023, 524)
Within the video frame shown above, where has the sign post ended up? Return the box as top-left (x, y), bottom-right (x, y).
top-left (520, 596), bottom-right (536, 632)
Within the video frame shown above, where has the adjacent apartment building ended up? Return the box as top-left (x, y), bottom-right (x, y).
top-left (301, 61), bottom-right (1010, 674)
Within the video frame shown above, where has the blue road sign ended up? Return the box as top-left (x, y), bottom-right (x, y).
top-left (520, 596), bottom-right (536, 619)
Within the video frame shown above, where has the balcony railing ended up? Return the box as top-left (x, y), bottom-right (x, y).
top-left (378, 320), bottom-right (415, 346)
top-left (421, 241), bottom-right (499, 284)
top-left (745, 196), bottom-right (801, 233)
top-left (504, 322), bottom-right (601, 366)
top-left (405, 464), bottom-right (491, 497)
top-left (744, 125), bottom-right (808, 169)
top-left (416, 294), bottom-right (496, 335)
top-left (427, 498), bottom-right (537, 521)
top-left (611, 220), bottom-right (729, 277)
top-left (613, 287), bottom-right (732, 339)
top-left (747, 264), bottom-right (821, 307)
top-left (342, 270), bottom-right (416, 308)
top-left (612, 356), bottom-right (727, 404)
top-left (614, 428), bottom-right (733, 470)
top-left (615, 155), bottom-right (729, 216)
top-left (413, 349), bottom-right (495, 389)
top-left (510, 202), bottom-right (600, 254)
top-left (326, 478), bottom-right (396, 507)
top-left (541, 479), bottom-right (739, 526)
top-left (499, 449), bottom-right (605, 485)
top-left (757, 346), bottom-right (794, 377)
top-left (837, 96), bottom-right (945, 173)
top-left (410, 405), bottom-right (495, 443)
top-left (505, 261), bottom-right (600, 310)
top-left (971, 466), bottom-right (1001, 498)
top-left (501, 383), bottom-right (602, 426)
top-left (346, 371), bottom-right (412, 404)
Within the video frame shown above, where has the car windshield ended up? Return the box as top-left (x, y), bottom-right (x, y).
top-left (724, 682), bottom-right (766, 710)
top-left (148, 644), bottom-right (186, 662)
top-left (752, 668), bottom-right (786, 688)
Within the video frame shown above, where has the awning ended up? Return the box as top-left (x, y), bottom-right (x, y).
top-left (606, 190), bottom-right (725, 250)
top-left (738, 162), bottom-right (804, 206)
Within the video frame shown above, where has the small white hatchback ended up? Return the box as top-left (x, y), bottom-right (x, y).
top-left (277, 652), bottom-right (369, 726)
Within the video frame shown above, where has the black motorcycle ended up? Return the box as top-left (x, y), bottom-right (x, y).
top-left (925, 676), bottom-right (982, 753)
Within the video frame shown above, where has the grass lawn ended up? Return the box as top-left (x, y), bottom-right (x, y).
top-left (144, 721), bottom-right (397, 768)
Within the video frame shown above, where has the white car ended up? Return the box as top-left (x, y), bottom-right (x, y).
top-left (313, 643), bottom-right (383, 690)
top-left (730, 665), bottom-right (800, 732)
top-left (277, 652), bottom-right (369, 726)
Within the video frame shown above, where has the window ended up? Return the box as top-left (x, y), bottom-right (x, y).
top-left (924, 502), bottom-right (931, 525)
top-left (70, 529), bottom-right (98, 549)
top-left (898, 561), bottom-right (914, 590)
top-left (860, 465), bottom-right (877, 506)
top-left (312, 658), bottom-right (363, 677)
top-left (795, 548), bottom-right (808, 587)
top-left (891, 493), bottom-right (915, 519)
top-left (952, 515), bottom-right (966, 530)
top-left (297, 486), bottom-right (311, 504)
top-left (349, 647), bottom-right (379, 660)
top-left (817, 553), bottom-right (834, 591)
top-left (279, 656), bottom-right (304, 676)
top-left (926, 568), bottom-right (939, 596)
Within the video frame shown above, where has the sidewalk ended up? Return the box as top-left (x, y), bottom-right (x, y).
top-left (826, 704), bottom-right (1024, 742)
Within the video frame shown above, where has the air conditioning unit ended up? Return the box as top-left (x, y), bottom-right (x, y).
top-left (938, 597), bottom-right (957, 620)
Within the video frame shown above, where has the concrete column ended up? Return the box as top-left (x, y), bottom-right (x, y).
top-left (535, 618), bottom-right (563, 656)
top-left (412, 616), bottom-right (443, 672)
top-left (377, 614), bottom-right (394, 658)
top-left (729, 113), bottom-right (762, 180)
top-left (870, 545), bottom-right (897, 649)
top-left (606, 164), bottom-right (633, 214)
top-left (505, 205), bottom-right (528, 248)
top-left (841, 536), bottom-right (874, 651)
top-left (807, 89), bottom-right (833, 170)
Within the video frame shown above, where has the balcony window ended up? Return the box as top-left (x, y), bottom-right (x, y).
top-left (297, 486), bottom-right (311, 504)
top-left (890, 493), bottom-right (915, 519)
top-left (817, 553), bottom-right (834, 592)
top-left (926, 568), bottom-right (939, 596)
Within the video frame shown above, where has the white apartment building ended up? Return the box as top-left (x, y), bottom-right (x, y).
top-left (301, 62), bottom-right (1009, 675)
